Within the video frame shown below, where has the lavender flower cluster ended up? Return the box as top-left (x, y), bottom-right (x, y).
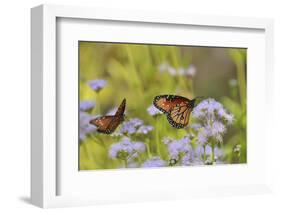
top-left (79, 112), bottom-right (97, 141)
top-left (116, 118), bottom-right (154, 135)
top-left (158, 62), bottom-right (197, 77)
top-left (87, 79), bottom-right (107, 92)
top-left (192, 98), bottom-right (234, 145)
top-left (162, 134), bottom-right (225, 166)
top-left (109, 137), bottom-right (146, 166)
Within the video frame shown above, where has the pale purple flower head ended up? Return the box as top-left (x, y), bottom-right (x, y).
top-left (189, 123), bottom-right (202, 131)
top-left (79, 112), bottom-right (97, 141)
top-left (181, 153), bottom-right (201, 166)
top-left (136, 125), bottom-right (154, 134)
top-left (119, 118), bottom-right (143, 134)
top-left (167, 67), bottom-right (177, 76)
top-left (212, 121), bottom-right (226, 135)
top-left (132, 141), bottom-right (146, 153)
top-left (193, 98), bottom-right (234, 145)
top-left (178, 65), bottom-right (197, 77)
top-left (119, 118), bottom-right (153, 135)
top-left (142, 157), bottom-right (167, 168)
top-left (158, 62), bottom-right (196, 77)
top-left (197, 121), bottom-right (226, 144)
top-left (80, 100), bottom-right (95, 111)
top-left (197, 128), bottom-right (210, 145)
top-left (195, 145), bottom-right (224, 159)
top-left (147, 105), bottom-right (162, 116)
top-left (88, 79), bottom-right (107, 92)
top-left (185, 64), bottom-right (197, 77)
top-left (158, 62), bottom-right (170, 73)
top-left (166, 136), bottom-right (192, 159)
top-left (193, 98), bottom-right (234, 125)
top-left (162, 137), bottom-right (173, 145)
top-left (109, 137), bottom-right (146, 160)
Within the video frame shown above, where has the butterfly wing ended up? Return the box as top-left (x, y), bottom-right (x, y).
top-left (115, 98), bottom-right (126, 117)
top-left (102, 98), bottom-right (126, 134)
top-left (89, 115), bottom-right (115, 134)
top-left (167, 102), bottom-right (193, 128)
top-left (153, 95), bottom-right (191, 114)
top-left (106, 116), bottom-right (123, 134)
top-left (89, 99), bottom-right (126, 134)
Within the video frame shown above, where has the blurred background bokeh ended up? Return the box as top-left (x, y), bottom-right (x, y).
top-left (79, 42), bottom-right (247, 170)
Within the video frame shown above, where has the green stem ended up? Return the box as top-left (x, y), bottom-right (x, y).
top-left (125, 45), bottom-right (143, 99)
top-left (189, 78), bottom-right (194, 97)
top-left (82, 142), bottom-right (91, 160)
top-left (229, 49), bottom-right (246, 111)
top-left (203, 145), bottom-right (206, 162)
top-left (124, 159), bottom-right (128, 168)
top-left (211, 141), bottom-right (215, 164)
top-left (145, 139), bottom-right (152, 158)
top-left (155, 116), bottom-right (162, 157)
top-left (94, 92), bottom-right (101, 115)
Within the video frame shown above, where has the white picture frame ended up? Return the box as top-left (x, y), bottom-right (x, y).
top-left (31, 4), bottom-right (274, 208)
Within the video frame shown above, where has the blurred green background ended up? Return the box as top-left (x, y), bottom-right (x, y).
top-left (79, 41), bottom-right (247, 170)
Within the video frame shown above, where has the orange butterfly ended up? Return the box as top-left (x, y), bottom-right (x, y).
top-left (89, 98), bottom-right (126, 134)
top-left (153, 95), bottom-right (198, 129)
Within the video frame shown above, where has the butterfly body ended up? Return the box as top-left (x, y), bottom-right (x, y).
top-left (89, 98), bottom-right (126, 134)
top-left (153, 95), bottom-right (196, 129)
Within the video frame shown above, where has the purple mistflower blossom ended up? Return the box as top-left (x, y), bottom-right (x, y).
top-left (197, 127), bottom-right (210, 145)
top-left (193, 98), bottom-right (234, 125)
top-left (119, 118), bottom-right (143, 134)
top-left (147, 104), bottom-right (162, 116)
top-left (181, 153), bottom-right (204, 166)
top-left (162, 137), bottom-right (173, 145)
top-left (167, 67), bottom-right (177, 76)
top-left (189, 123), bottom-right (202, 131)
top-left (79, 112), bottom-right (97, 141)
top-left (119, 118), bottom-right (153, 135)
top-left (158, 62), bottom-right (197, 77)
top-left (136, 125), bottom-right (154, 134)
top-left (166, 136), bottom-right (192, 160)
top-left (192, 98), bottom-right (234, 144)
top-left (185, 64), bottom-right (197, 77)
top-left (158, 62), bottom-right (170, 73)
top-left (80, 100), bottom-right (95, 111)
top-left (142, 157), bottom-right (167, 168)
top-left (108, 137), bottom-right (146, 160)
top-left (195, 145), bottom-right (224, 162)
top-left (88, 79), bottom-right (107, 92)
top-left (197, 121), bottom-right (226, 144)
top-left (178, 65), bottom-right (197, 77)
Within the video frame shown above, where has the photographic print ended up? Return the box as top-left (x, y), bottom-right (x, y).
top-left (79, 42), bottom-right (246, 170)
